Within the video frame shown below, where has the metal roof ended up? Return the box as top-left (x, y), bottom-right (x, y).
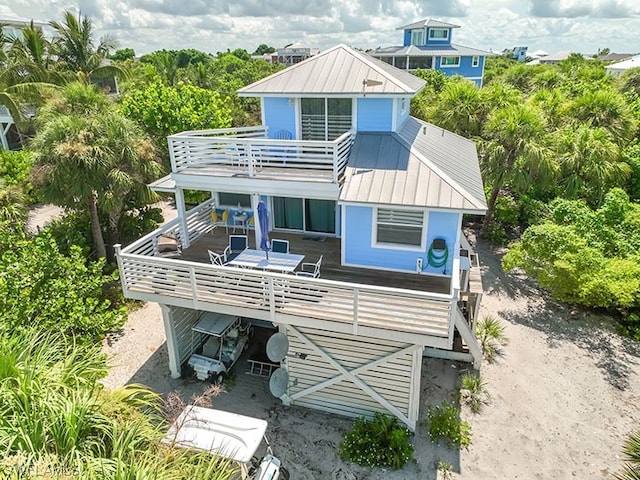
top-left (606, 55), bottom-right (640, 71)
top-left (373, 43), bottom-right (493, 57)
top-left (340, 117), bottom-right (487, 212)
top-left (238, 44), bottom-right (426, 96)
top-left (397, 19), bottom-right (460, 30)
top-left (148, 174), bottom-right (176, 193)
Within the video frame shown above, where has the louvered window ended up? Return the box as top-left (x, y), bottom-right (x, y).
top-left (375, 208), bottom-right (424, 247)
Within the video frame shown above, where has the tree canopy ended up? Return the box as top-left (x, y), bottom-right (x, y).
top-left (31, 82), bottom-right (162, 260)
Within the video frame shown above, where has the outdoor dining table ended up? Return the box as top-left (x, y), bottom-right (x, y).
top-left (226, 248), bottom-right (304, 273)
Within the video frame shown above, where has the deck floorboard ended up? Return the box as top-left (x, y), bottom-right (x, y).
top-left (178, 228), bottom-right (451, 295)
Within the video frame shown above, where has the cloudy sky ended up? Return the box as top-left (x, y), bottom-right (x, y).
top-left (1, 0), bottom-right (639, 56)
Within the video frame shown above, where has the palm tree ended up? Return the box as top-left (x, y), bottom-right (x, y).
top-left (97, 111), bottom-right (162, 250)
top-left (556, 125), bottom-right (630, 205)
top-left (479, 103), bottom-right (557, 231)
top-left (49, 10), bottom-right (125, 84)
top-left (615, 431), bottom-right (640, 480)
top-left (568, 89), bottom-right (637, 146)
top-left (6, 21), bottom-right (64, 85)
top-left (31, 82), bottom-right (161, 261)
top-left (426, 79), bottom-right (483, 138)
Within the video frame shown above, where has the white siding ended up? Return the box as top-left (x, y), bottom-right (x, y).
top-left (170, 306), bottom-right (201, 373)
top-left (284, 325), bottom-right (423, 429)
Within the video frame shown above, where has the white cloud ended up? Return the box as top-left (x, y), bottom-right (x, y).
top-left (1, 0), bottom-right (639, 56)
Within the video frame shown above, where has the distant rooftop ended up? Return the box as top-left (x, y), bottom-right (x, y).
top-left (0, 13), bottom-right (47, 27)
top-left (597, 53), bottom-right (635, 63)
top-left (373, 43), bottom-right (493, 58)
top-left (238, 44), bottom-right (426, 96)
top-left (397, 19), bottom-right (460, 30)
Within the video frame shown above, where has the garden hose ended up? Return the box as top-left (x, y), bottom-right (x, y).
top-left (427, 238), bottom-right (449, 273)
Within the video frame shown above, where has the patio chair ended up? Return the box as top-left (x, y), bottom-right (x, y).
top-left (271, 239), bottom-right (289, 254)
top-left (223, 235), bottom-right (248, 263)
top-left (208, 250), bottom-right (225, 266)
top-left (296, 255), bottom-right (322, 278)
top-left (211, 208), bottom-right (230, 233)
top-left (247, 215), bottom-right (255, 230)
top-left (155, 233), bottom-right (181, 258)
top-left (274, 129), bottom-right (293, 140)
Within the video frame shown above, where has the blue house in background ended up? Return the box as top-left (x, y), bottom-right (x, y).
top-left (116, 44), bottom-right (486, 430)
top-left (371, 18), bottom-right (492, 86)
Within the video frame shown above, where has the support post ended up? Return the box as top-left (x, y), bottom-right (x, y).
top-left (175, 187), bottom-right (190, 248)
top-left (160, 304), bottom-right (182, 378)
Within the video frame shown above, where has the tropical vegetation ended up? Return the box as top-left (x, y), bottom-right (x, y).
top-left (2, 9), bottom-right (640, 477)
top-left (424, 401), bottom-right (472, 449)
top-left (0, 329), bottom-right (237, 479)
top-left (615, 430), bottom-right (640, 480)
top-left (411, 55), bottom-right (640, 336)
top-left (339, 413), bottom-right (414, 469)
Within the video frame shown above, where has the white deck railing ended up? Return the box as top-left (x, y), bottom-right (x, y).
top-left (117, 206), bottom-right (456, 348)
top-left (168, 126), bottom-right (355, 183)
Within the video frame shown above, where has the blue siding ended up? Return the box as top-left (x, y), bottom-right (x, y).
top-left (394, 97), bottom-right (410, 131)
top-left (357, 98), bottom-right (393, 132)
top-left (403, 29), bottom-right (411, 47)
top-left (263, 97), bottom-right (296, 139)
top-left (343, 206), bottom-right (460, 275)
top-left (436, 55), bottom-right (484, 85)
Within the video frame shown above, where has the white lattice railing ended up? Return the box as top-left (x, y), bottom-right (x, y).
top-left (168, 126), bottom-right (355, 183)
top-left (117, 207), bottom-right (456, 348)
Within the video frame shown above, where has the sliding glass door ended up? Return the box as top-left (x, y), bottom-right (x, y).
top-left (273, 197), bottom-right (304, 230)
top-left (273, 196), bottom-right (336, 234)
top-left (300, 98), bottom-right (352, 141)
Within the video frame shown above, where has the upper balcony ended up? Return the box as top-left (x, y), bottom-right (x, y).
top-left (168, 126), bottom-right (355, 185)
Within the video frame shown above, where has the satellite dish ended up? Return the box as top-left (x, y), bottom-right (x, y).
top-left (269, 367), bottom-right (289, 398)
top-left (266, 333), bottom-right (289, 363)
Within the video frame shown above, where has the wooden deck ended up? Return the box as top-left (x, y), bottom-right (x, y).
top-left (179, 228), bottom-right (451, 295)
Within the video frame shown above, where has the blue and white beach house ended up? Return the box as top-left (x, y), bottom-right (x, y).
top-left (116, 45), bottom-right (486, 429)
top-left (371, 19), bottom-right (492, 87)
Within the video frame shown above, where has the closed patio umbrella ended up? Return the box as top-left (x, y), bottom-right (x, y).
top-left (257, 200), bottom-right (270, 259)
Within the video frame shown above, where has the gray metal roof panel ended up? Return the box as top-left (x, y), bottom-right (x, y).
top-left (340, 119), bottom-right (487, 212)
top-left (397, 19), bottom-right (460, 30)
top-left (238, 44), bottom-right (425, 96)
top-left (397, 117), bottom-right (487, 209)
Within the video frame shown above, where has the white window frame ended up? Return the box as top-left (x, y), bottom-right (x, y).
top-left (440, 56), bottom-right (460, 68)
top-left (472, 55), bottom-right (480, 67)
top-left (372, 207), bottom-right (427, 251)
top-left (428, 28), bottom-right (449, 40)
top-left (410, 29), bottom-right (424, 45)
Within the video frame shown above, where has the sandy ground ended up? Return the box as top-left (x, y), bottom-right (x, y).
top-left (27, 204), bottom-right (64, 234)
top-left (93, 204), bottom-right (640, 479)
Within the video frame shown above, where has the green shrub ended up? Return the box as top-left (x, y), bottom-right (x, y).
top-left (459, 373), bottom-right (490, 413)
top-left (494, 194), bottom-right (520, 226)
top-left (0, 230), bottom-right (126, 341)
top-left (339, 413), bottom-right (414, 469)
top-left (503, 190), bottom-right (640, 326)
top-left (0, 150), bottom-right (35, 199)
top-left (617, 312), bottom-right (640, 341)
top-left (425, 401), bottom-right (472, 449)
